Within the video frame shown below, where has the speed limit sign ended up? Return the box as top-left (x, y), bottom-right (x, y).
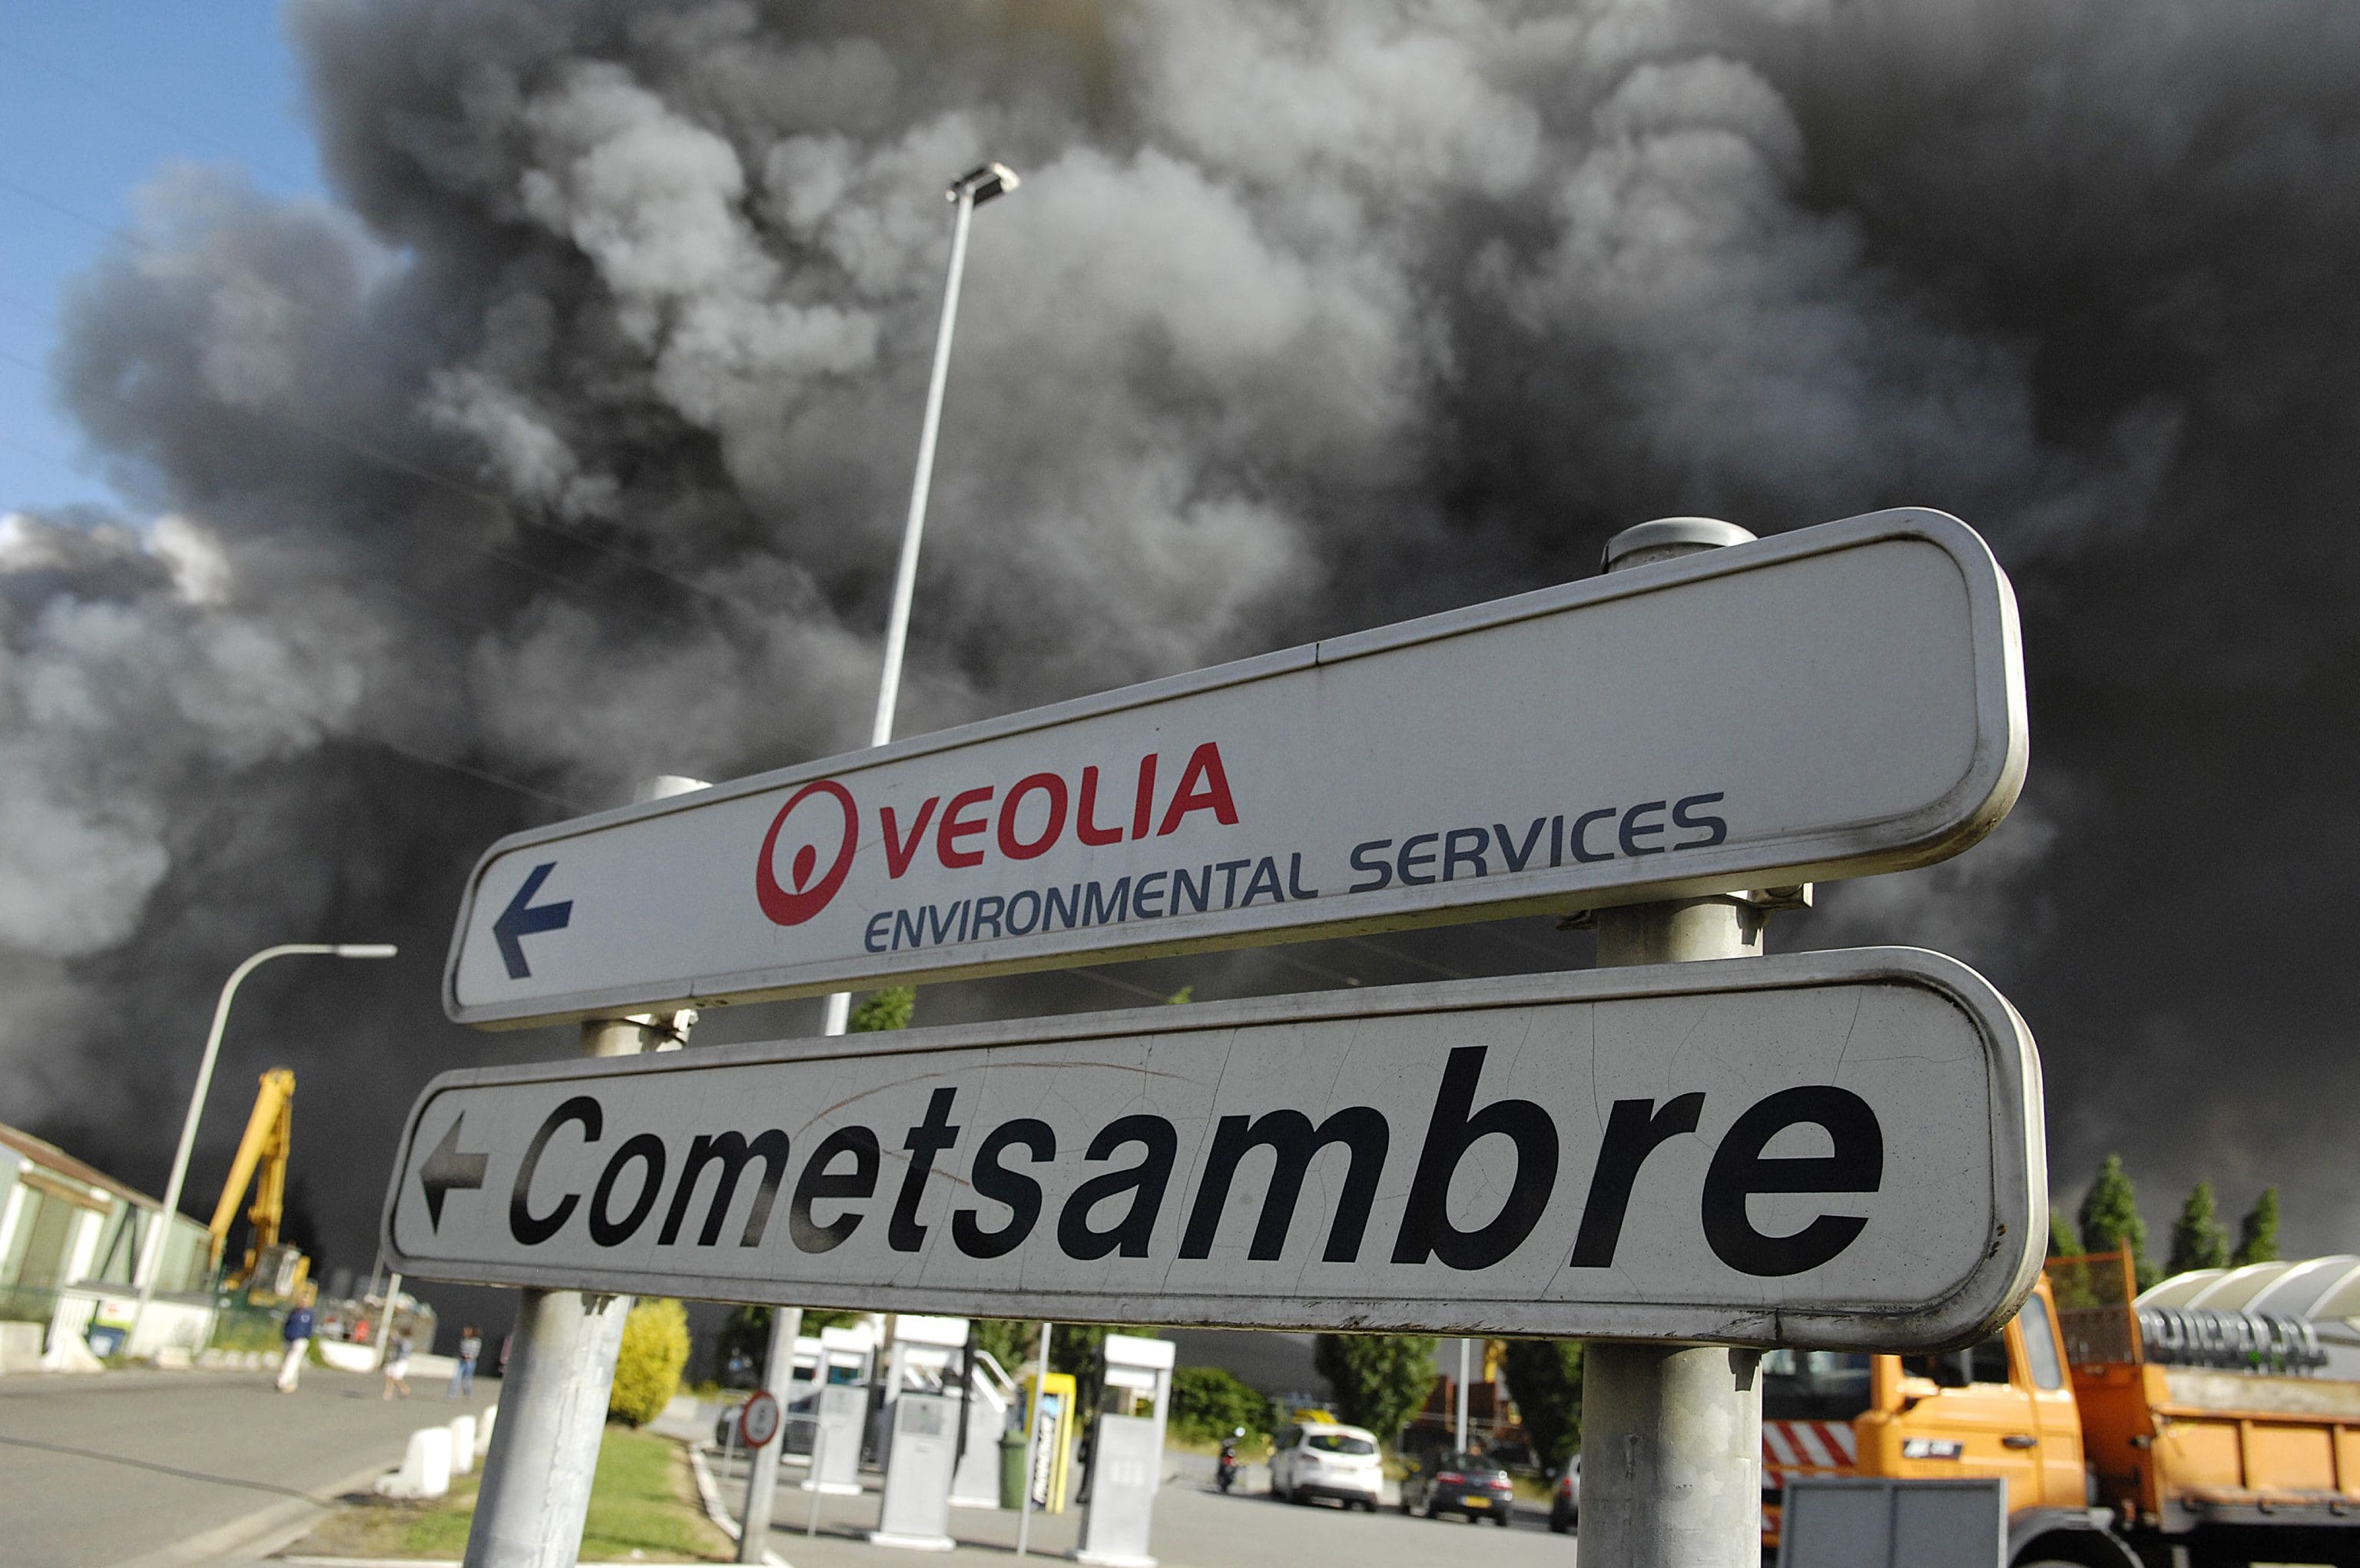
top-left (738, 1391), bottom-right (781, 1449)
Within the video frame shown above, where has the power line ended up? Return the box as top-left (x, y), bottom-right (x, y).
top-left (0, 41), bottom-right (323, 198)
top-left (1341, 935), bottom-right (1470, 980)
top-left (0, 174), bottom-right (774, 621)
top-left (370, 736), bottom-right (592, 815)
top-left (1067, 966), bottom-right (1174, 1003)
top-left (0, 433), bottom-right (85, 479)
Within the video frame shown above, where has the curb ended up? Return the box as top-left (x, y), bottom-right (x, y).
top-left (101, 1456), bottom-right (394, 1568)
top-left (687, 1441), bottom-right (792, 1566)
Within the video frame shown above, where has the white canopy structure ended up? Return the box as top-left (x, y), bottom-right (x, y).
top-left (2139, 1256), bottom-right (2360, 1378)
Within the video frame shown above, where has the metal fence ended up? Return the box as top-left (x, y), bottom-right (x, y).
top-left (2046, 1251), bottom-right (2142, 1368)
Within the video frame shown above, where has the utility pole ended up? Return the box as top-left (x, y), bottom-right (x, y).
top-left (466, 780), bottom-right (702, 1568)
top-left (1575, 517), bottom-right (1782, 1568)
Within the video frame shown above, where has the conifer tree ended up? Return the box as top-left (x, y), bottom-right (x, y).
top-left (2166, 1182), bottom-right (2230, 1276)
top-left (2234, 1186), bottom-right (2282, 1267)
top-left (2078, 1154), bottom-right (2156, 1289)
top-left (2047, 1205), bottom-right (2082, 1258)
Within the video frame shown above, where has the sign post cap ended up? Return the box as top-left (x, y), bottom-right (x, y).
top-left (1602, 516), bottom-right (1757, 572)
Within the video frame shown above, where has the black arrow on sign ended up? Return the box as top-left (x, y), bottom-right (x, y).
top-left (419, 1114), bottom-right (490, 1232)
top-left (492, 860), bottom-right (572, 980)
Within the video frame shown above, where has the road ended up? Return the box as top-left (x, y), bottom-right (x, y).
top-left (0, 1364), bottom-right (486, 1567)
top-left (711, 1451), bottom-right (1578, 1568)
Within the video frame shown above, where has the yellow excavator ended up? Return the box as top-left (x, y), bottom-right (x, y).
top-left (207, 1069), bottom-right (310, 1304)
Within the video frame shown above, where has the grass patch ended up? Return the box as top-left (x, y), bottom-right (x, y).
top-left (291, 1424), bottom-right (731, 1561)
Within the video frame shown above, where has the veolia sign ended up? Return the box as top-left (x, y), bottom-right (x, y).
top-left (441, 509), bottom-right (2024, 1028)
top-left (386, 949), bottom-right (2044, 1349)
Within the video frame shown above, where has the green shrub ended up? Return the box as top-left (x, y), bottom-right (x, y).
top-left (1170, 1364), bottom-right (1271, 1444)
top-left (850, 988), bottom-right (915, 1032)
top-left (609, 1298), bottom-right (690, 1427)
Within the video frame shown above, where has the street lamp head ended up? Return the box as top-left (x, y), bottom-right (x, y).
top-left (334, 943), bottom-right (399, 959)
top-left (948, 162), bottom-right (1019, 207)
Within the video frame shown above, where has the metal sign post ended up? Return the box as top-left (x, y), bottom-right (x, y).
top-left (1576, 518), bottom-right (1774, 1568)
top-left (462, 781), bottom-right (701, 1568)
top-left (461, 1012), bottom-right (681, 1568)
top-left (442, 510), bottom-right (2024, 1029)
top-left (1015, 1321), bottom-right (1052, 1559)
top-left (734, 1308), bottom-right (800, 1564)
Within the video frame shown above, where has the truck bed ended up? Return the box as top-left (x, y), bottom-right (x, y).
top-left (2077, 1364), bottom-right (2360, 1527)
top-left (2158, 1367), bottom-right (2360, 1420)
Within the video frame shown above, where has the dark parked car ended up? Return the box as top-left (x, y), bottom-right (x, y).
top-left (1549, 1455), bottom-right (1581, 1533)
top-left (1400, 1450), bottom-right (1514, 1525)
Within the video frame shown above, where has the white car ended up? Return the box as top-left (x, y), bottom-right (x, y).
top-left (1269, 1421), bottom-right (1384, 1510)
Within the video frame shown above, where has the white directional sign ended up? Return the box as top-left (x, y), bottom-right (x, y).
top-left (444, 509), bottom-right (2024, 1027)
top-left (386, 949), bottom-right (2044, 1349)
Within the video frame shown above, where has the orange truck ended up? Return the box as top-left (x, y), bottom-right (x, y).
top-left (1759, 1253), bottom-right (2360, 1567)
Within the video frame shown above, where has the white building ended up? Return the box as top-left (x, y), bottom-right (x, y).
top-left (0, 1122), bottom-right (217, 1367)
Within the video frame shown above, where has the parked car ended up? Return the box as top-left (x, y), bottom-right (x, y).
top-left (1268, 1420), bottom-right (1384, 1510)
top-left (1400, 1449), bottom-right (1515, 1525)
top-left (1549, 1455), bottom-right (1581, 1533)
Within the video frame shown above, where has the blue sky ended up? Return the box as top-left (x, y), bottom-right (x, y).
top-left (0, 3), bottom-right (321, 515)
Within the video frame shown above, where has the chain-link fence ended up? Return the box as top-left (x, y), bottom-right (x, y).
top-left (2044, 1250), bottom-right (2142, 1367)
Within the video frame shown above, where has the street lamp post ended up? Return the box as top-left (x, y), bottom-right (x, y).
top-left (125, 941), bottom-right (398, 1355)
top-left (818, 157), bottom-right (1019, 1038)
top-left (737, 160), bottom-right (1019, 1566)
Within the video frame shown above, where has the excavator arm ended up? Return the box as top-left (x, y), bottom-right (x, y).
top-left (207, 1069), bottom-right (294, 1287)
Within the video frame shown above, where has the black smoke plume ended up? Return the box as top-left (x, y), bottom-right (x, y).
top-left (8, 1), bottom-right (2357, 1317)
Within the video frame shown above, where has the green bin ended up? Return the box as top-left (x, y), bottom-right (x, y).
top-left (999, 1428), bottom-right (1029, 1509)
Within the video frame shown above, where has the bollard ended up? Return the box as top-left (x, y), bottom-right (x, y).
top-left (376, 1426), bottom-right (454, 1500)
top-left (477, 1402), bottom-right (498, 1456)
top-left (449, 1415), bottom-right (477, 1476)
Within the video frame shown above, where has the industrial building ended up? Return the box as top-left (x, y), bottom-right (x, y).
top-left (0, 1122), bottom-right (216, 1368)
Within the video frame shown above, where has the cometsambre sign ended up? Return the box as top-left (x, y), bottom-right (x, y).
top-left (386, 949), bottom-right (2044, 1349)
top-left (444, 509), bottom-right (2025, 1027)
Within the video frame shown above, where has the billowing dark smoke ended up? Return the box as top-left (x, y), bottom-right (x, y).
top-left (8, 0), bottom-right (2358, 1301)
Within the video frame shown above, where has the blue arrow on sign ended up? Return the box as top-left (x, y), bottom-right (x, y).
top-left (493, 862), bottom-right (572, 980)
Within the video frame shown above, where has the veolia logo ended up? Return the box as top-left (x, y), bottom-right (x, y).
top-left (755, 781), bottom-right (859, 926)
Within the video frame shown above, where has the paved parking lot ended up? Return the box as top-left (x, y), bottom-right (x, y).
top-left (0, 1364), bottom-right (482, 1568)
top-left (715, 1453), bottom-right (1579, 1568)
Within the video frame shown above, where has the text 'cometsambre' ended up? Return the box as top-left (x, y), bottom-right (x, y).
top-left (500, 1044), bottom-right (1881, 1281)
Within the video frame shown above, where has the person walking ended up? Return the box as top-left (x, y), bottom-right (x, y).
top-left (275, 1289), bottom-right (316, 1394)
top-left (448, 1324), bottom-right (482, 1400)
top-left (382, 1328), bottom-right (413, 1400)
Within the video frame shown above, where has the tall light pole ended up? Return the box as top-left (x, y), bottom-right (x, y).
top-left (126, 941), bottom-right (398, 1354)
top-left (738, 161), bottom-right (1019, 1566)
top-left (820, 158), bottom-right (1019, 1034)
